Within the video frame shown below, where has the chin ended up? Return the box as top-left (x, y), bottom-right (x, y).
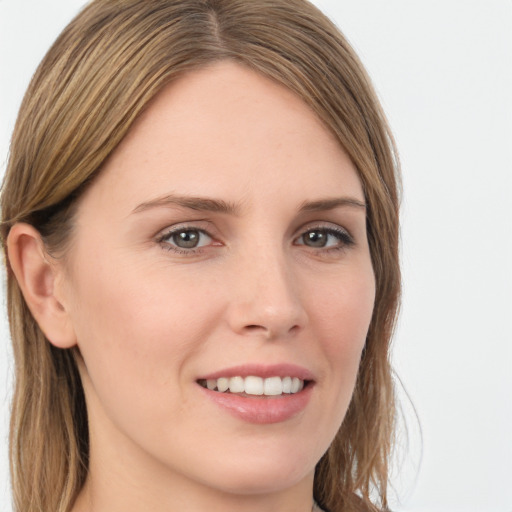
top-left (192, 445), bottom-right (317, 496)
top-left (208, 469), bottom-right (311, 497)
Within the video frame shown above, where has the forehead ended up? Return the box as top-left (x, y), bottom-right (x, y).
top-left (80, 61), bottom-right (364, 215)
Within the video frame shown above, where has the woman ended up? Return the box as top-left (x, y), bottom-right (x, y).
top-left (0, 1), bottom-right (401, 511)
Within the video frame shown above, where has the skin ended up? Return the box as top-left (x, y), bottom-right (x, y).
top-left (12, 62), bottom-right (376, 512)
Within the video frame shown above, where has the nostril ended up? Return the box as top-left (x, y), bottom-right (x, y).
top-left (242, 323), bottom-right (301, 338)
top-left (244, 324), bottom-right (265, 332)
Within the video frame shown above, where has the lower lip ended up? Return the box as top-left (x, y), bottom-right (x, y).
top-left (198, 384), bottom-right (314, 424)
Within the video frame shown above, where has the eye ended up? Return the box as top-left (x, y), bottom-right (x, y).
top-left (159, 228), bottom-right (213, 251)
top-left (295, 227), bottom-right (354, 250)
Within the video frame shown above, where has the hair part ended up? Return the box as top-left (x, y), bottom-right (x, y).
top-left (1, 1), bottom-right (401, 511)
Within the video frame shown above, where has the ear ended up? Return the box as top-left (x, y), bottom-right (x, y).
top-left (7, 223), bottom-right (77, 349)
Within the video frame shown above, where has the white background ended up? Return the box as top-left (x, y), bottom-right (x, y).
top-left (0, 1), bottom-right (511, 511)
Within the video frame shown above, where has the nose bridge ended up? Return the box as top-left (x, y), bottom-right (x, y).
top-left (227, 238), bottom-right (307, 339)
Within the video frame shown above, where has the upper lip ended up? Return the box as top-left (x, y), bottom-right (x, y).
top-left (198, 363), bottom-right (315, 382)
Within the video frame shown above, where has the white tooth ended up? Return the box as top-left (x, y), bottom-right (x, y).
top-left (244, 376), bottom-right (264, 395)
top-left (298, 379), bottom-right (304, 392)
top-left (291, 377), bottom-right (301, 393)
top-left (264, 376), bottom-right (283, 396)
top-left (206, 379), bottom-right (217, 390)
top-left (282, 376), bottom-right (292, 393)
top-left (229, 376), bottom-right (244, 393)
top-left (217, 377), bottom-right (229, 392)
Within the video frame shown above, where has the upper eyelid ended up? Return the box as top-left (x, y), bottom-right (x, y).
top-left (295, 226), bottom-right (353, 242)
top-left (160, 226), bottom-right (210, 236)
top-left (157, 227), bottom-right (214, 246)
top-left (294, 220), bottom-right (353, 238)
top-left (156, 221), bottom-right (215, 238)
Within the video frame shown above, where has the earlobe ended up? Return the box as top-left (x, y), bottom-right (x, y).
top-left (7, 223), bottom-right (77, 349)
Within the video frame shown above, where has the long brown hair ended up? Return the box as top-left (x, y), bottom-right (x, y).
top-left (1, 1), bottom-right (401, 511)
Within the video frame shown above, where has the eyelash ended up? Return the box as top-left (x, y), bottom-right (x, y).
top-left (157, 226), bottom-right (214, 255)
top-left (156, 224), bottom-right (355, 256)
top-left (295, 226), bottom-right (355, 253)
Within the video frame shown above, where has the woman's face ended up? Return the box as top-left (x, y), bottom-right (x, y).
top-left (59, 62), bottom-right (375, 499)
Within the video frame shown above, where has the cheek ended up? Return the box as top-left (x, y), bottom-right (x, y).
top-left (312, 265), bottom-right (375, 349)
top-left (308, 265), bottom-right (375, 399)
top-left (66, 256), bottom-right (221, 416)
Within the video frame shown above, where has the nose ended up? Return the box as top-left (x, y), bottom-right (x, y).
top-left (226, 248), bottom-right (308, 340)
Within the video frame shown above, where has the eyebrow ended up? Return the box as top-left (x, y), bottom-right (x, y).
top-left (298, 197), bottom-right (366, 212)
top-left (132, 194), bottom-right (366, 215)
top-left (132, 194), bottom-right (242, 215)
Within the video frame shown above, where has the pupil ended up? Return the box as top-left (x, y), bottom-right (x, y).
top-left (305, 231), bottom-right (326, 247)
top-left (173, 230), bottom-right (199, 248)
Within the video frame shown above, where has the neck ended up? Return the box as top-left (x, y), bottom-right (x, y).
top-left (72, 473), bottom-right (315, 512)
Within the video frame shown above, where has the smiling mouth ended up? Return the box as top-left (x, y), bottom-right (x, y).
top-left (197, 376), bottom-right (308, 396)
